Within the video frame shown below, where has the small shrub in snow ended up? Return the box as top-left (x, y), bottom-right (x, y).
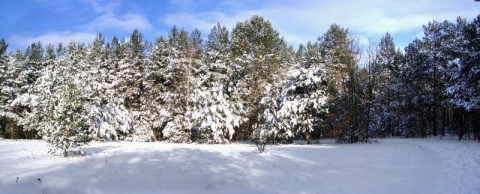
top-left (251, 130), bottom-right (270, 153)
top-left (252, 139), bottom-right (267, 153)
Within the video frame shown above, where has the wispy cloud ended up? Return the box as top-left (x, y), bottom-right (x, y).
top-left (85, 13), bottom-right (153, 32)
top-left (80, 0), bottom-right (152, 32)
top-left (10, 31), bottom-right (97, 49)
top-left (7, 0), bottom-right (153, 50)
top-left (79, 0), bottom-right (119, 14)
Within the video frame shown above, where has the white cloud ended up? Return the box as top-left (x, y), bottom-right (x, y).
top-left (10, 31), bottom-right (97, 49)
top-left (85, 13), bottom-right (153, 32)
top-left (81, 0), bottom-right (119, 14)
top-left (79, 0), bottom-right (153, 33)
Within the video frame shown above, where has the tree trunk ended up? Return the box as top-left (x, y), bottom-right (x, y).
top-left (457, 109), bottom-right (465, 141)
top-left (470, 110), bottom-right (480, 142)
top-left (305, 131), bottom-right (311, 145)
top-left (421, 111), bottom-right (427, 138)
top-left (442, 107), bottom-right (447, 137)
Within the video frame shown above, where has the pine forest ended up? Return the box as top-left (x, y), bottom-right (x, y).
top-left (1, 15), bottom-right (480, 156)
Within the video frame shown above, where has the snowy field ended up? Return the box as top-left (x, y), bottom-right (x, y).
top-left (0, 137), bottom-right (479, 194)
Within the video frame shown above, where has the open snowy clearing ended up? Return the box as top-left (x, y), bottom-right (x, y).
top-left (0, 137), bottom-right (479, 194)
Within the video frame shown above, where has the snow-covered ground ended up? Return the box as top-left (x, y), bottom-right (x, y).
top-left (0, 136), bottom-right (479, 194)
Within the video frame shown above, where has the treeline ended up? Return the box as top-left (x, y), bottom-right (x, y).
top-left (0, 15), bottom-right (479, 154)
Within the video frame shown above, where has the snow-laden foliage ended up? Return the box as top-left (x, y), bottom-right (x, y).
top-left (366, 33), bottom-right (404, 138)
top-left (189, 82), bottom-right (244, 143)
top-left (17, 43), bottom-right (92, 156)
top-left (0, 40), bottom-right (24, 139)
top-left (144, 36), bottom-right (171, 140)
top-left (446, 16), bottom-right (480, 111)
top-left (318, 24), bottom-right (367, 143)
top-left (91, 103), bottom-right (132, 141)
top-left (155, 27), bottom-right (197, 143)
top-left (14, 39), bottom-right (154, 146)
top-left (162, 115), bottom-right (192, 143)
top-left (103, 31), bottom-right (154, 142)
top-left (253, 62), bottom-right (328, 144)
top-left (40, 78), bottom-right (90, 157)
top-left (229, 16), bottom-right (292, 141)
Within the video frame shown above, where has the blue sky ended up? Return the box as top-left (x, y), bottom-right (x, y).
top-left (0, 0), bottom-right (479, 52)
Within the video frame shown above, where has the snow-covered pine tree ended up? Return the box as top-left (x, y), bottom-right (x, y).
top-left (285, 42), bottom-right (328, 143)
top-left (254, 41), bottom-right (328, 144)
top-left (318, 24), bottom-right (365, 143)
top-left (7, 42), bottom-right (47, 139)
top-left (145, 35), bottom-right (170, 140)
top-left (0, 39), bottom-right (15, 138)
top-left (205, 23), bottom-right (231, 86)
top-left (2, 42), bottom-right (44, 138)
top-left (159, 27), bottom-right (197, 142)
top-left (0, 40), bottom-right (7, 113)
top-left (189, 81), bottom-right (244, 143)
top-left (23, 42), bottom-right (45, 85)
top-left (421, 20), bottom-right (458, 136)
top-left (182, 28), bottom-right (205, 141)
top-left (186, 24), bottom-right (245, 143)
top-left (230, 15), bottom-right (287, 141)
top-left (445, 16), bottom-right (480, 140)
top-left (399, 39), bottom-right (431, 137)
top-left (41, 78), bottom-right (90, 157)
top-left (446, 16), bottom-right (480, 112)
top-left (119, 29), bottom-right (146, 111)
top-left (111, 30), bottom-right (154, 142)
top-left (369, 33), bottom-right (402, 138)
top-left (81, 34), bottom-right (132, 141)
top-left (21, 42), bottom-right (93, 156)
top-left (92, 36), bottom-right (136, 141)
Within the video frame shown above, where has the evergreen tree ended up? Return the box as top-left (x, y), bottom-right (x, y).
top-left (5, 46), bottom-right (41, 139)
top-left (0, 39), bottom-right (13, 138)
top-left (421, 20), bottom-right (457, 136)
top-left (446, 16), bottom-right (480, 140)
top-left (117, 29), bottom-right (146, 111)
top-left (20, 42), bottom-right (93, 156)
top-left (255, 40), bottom-right (328, 144)
top-left (371, 33), bottom-right (402, 137)
top-left (86, 34), bottom-right (130, 141)
top-left (319, 24), bottom-right (362, 143)
top-left (446, 16), bottom-right (480, 111)
top-left (187, 24), bottom-right (244, 143)
top-left (157, 26), bottom-right (199, 142)
top-left (110, 30), bottom-right (154, 142)
top-left (399, 40), bottom-right (431, 137)
top-left (145, 35), bottom-right (170, 140)
top-left (161, 27), bottom-right (191, 142)
top-left (0, 39), bottom-right (9, 109)
top-left (23, 42), bottom-right (44, 85)
top-left (125, 30), bottom-right (155, 141)
top-left (41, 78), bottom-right (90, 157)
top-left (230, 15), bottom-right (287, 141)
